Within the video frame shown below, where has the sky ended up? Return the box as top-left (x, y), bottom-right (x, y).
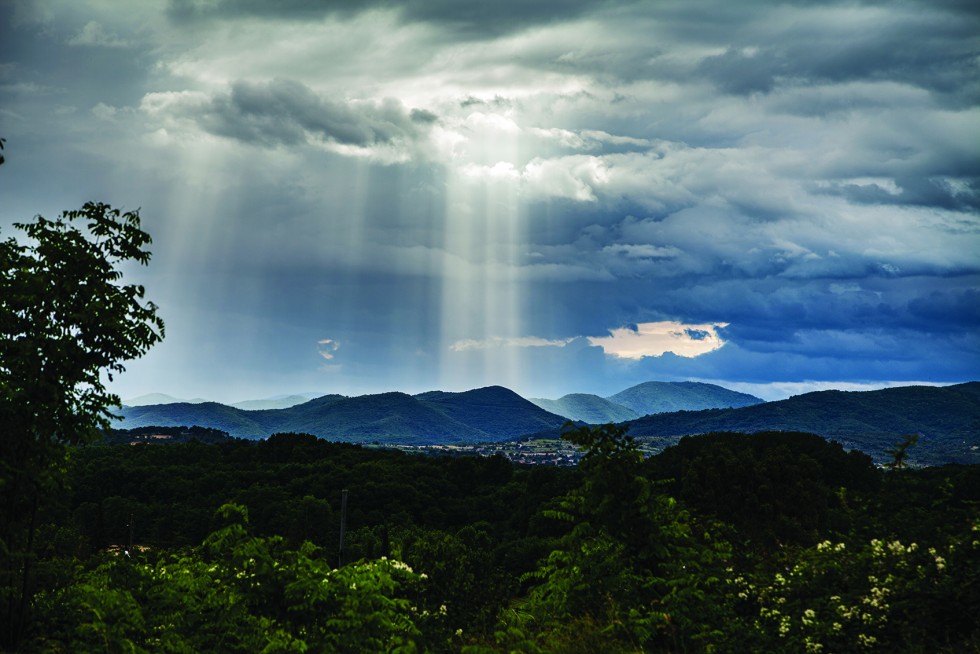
top-left (1, 0), bottom-right (978, 403)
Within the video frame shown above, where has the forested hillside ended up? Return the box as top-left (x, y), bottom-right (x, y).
top-left (608, 380), bottom-right (764, 415)
top-left (15, 429), bottom-right (980, 653)
top-left (628, 382), bottom-right (980, 465)
top-left (530, 381), bottom-right (764, 423)
top-left (116, 386), bottom-right (567, 443)
top-left (530, 393), bottom-right (641, 423)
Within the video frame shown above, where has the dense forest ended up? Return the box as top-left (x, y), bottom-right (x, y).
top-left (9, 427), bottom-right (980, 653)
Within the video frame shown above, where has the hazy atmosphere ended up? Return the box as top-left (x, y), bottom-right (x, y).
top-left (1, 0), bottom-right (977, 402)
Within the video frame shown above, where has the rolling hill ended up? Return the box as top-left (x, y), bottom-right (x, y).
top-left (417, 386), bottom-right (568, 439)
top-left (122, 393), bottom-right (209, 407)
top-left (626, 382), bottom-right (980, 465)
top-left (115, 381), bottom-right (980, 465)
top-left (230, 395), bottom-right (312, 410)
top-left (115, 386), bottom-right (567, 444)
top-left (608, 381), bottom-right (764, 416)
top-left (530, 381), bottom-right (763, 423)
top-left (116, 402), bottom-right (271, 438)
top-left (529, 394), bottom-right (640, 424)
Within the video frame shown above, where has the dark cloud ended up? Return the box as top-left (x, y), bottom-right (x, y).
top-left (3, 0), bottom-right (977, 400)
top-left (167, 0), bottom-right (616, 37)
top-left (189, 79), bottom-right (426, 148)
top-left (167, 0), bottom-right (367, 22)
top-left (823, 177), bottom-right (980, 212)
top-left (787, 15), bottom-right (980, 103)
top-left (646, 2), bottom-right (980, 106)
top-left (907, 288), bottom-right (980, 331)
top-left (409, 108), bottom-right (439, 124)
top-left (697, 36), bottom-right (979, 107)
top-left (697, 48), bottom-right (781, 95)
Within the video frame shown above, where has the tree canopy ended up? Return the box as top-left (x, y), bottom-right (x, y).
top-left (0, 200), bottom-right (164, 647)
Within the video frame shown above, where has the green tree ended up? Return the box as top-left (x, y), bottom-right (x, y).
top-left (0, 202), bottom-right (164, 647)
top-left (472, 424), bottom-right (733, 653)
top-left (28, 503), bottom-right (426, 653)
top-left (885, 433), bottom-right (919, 470)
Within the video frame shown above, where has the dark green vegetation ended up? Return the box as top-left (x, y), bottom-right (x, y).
top-left (1, 201), bottom-right (164, 648)
top-left (627, 382), bottom-right (980, 466)
top-left (118, 386), bottom-right (568, 444)
top-left (11, 428), bottom-right (980, 653)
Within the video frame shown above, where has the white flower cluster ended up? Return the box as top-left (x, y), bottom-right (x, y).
top-left (388, 559), bottom-right (414, 573)
top-left (927, 547), bottom-right (947, 572)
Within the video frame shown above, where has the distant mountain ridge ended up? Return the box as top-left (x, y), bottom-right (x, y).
top-left (626, 382), bottom-right (980, 466)
top-left (123, 393), bottom-right (209, 407)
top-left (115, 381), bottom-right (980, 465)
top-left (230, 395), bottom-right (311, 411)
top-left (609, 381), bottom-right (763, 415)
top-left (530, 381), bottom-right (763, 423)
top-left (125, 393), bottom-right (314, 410)
top-left (530, 394), bottom-right (640, 424)
top-left (116, 386), bottom-right (566, 445)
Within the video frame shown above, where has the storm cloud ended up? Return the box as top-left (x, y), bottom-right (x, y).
top-left (1, 0), bottom-right (977, 402)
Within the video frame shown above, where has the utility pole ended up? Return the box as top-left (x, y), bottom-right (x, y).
top-left (338, 489), bottom-right (348, 568)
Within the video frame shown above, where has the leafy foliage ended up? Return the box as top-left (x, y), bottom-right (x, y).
top-left (0, 202), bottom-right (164, 648)
top-left (646, 431), bottom-right (879, 549)
top-left (9, 427), bottom-right (980, 653)
top-left (737, 528), bottom-right (980, 653)
top-left (472, 424), bottom-right (734, 653)
top-left (29, 504), bottom-right (425, 653)
top-left (886, 433), bottom-right (920, 470)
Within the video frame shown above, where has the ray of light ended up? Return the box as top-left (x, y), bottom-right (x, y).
top-left (437, 111), bottom-right (526, 391)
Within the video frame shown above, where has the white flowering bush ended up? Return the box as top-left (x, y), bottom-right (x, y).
top-left (741, 522), bottom-right (979, 653)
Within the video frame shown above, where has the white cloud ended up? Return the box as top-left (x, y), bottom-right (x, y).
top-left (91, 102), bottom-right (119, 121)
top-left (460, 161), bottom-right (521, 182)
top-left (450, 320), bottom-right (729, 361)
top-left (522, 155), bottom-right (609, 201)
top-left (588, 321), bottom-right (729, 359)
top-left (317, 339), bottom-right (340, 360)
top-left (449, 336), bottom-right (575, 352)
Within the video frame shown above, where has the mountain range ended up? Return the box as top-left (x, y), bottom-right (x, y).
top-left (116, 386), bottom-right (568, 445)
top-left (114, 381), bottom-right (980, 465)
top-left (625, 382), bottom-right (980, 466)
top-left (529, 381), bottom-right (763, 423)
top-left (123, 393), bottom-right (313, 411)
top-left (116, 381), bottom-right (762, 443)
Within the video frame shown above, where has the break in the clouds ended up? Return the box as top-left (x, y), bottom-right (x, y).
top-left (589, 322), bottom-right (729, 361)
top-left (0, 0), bottom-right (977, 402)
